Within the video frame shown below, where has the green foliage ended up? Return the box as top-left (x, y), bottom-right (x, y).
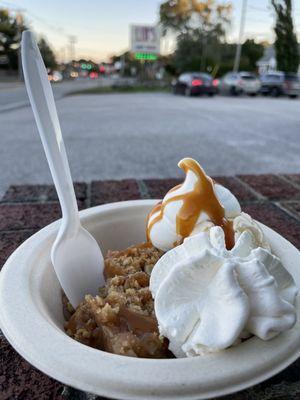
top-left (67, 85), bottom-right (170, 96)
top-left (159, 1), bottom-right (238, 76)
top-left (111, 51), bottom-right (158, 77)
top-left (271, 0), bottom-right (299, 72)
top-left (0, 9), bottom-right (57, 71)
top-left (160, 0), bottom-right (192, 34)
top-left (159, 0), bottom-right (232, 38)
top-left (0, 8), bottom-right (26, 70)
top-left (241, 40), bottom-right (264, 71)
top-left (159, 1), bottom-right (266, 77)
top-left (38, 38), bottom-right (57, 69)
top-left (169, 35), bottom-right (264, 76)
top-left (172, 29), bottom-right (220, 73)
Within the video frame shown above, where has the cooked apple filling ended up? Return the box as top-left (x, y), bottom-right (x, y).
top-left (64, 243), bottom-right (172, 358)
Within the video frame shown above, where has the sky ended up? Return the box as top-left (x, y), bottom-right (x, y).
top-left (1, 0), bottom-right (300, 62)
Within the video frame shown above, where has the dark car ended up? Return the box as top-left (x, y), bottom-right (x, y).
top-left (173, 72), bottom-right (218, 96)
top-left (260, 72), bottom-right (300, 98)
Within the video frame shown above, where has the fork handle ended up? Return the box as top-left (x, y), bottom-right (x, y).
top-left (22, 31), bottom-right (79, 230)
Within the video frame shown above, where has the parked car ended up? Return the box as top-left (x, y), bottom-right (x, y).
top-left (48, 70), bottom-right (63, 83)
top-left (220, 72), bottom-right (261, 96)
top-left (172, 73), bottom-right (218, 96)
top-left (260, 72), bottom-right (300, 98)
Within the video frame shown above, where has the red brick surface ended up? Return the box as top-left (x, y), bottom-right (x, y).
top-left (0, 203), bottom-right (62, 231)
top-left (243, 202), bottom-right (300, 249)
top-left (2, 183), bottom-right (87, 203)
top-left (0, 202), bottom-right (86, 232)
top-left (143, 178), bottom-right (181, 198)
top-left (0, 176), bottom-right (299, 400)
top-left (144, 176), bottom-right (257, 203)
top-left (284, 174), bottom-right (300, 188)
top-left (0, 336), bottom-right (65, 400)
top-left (91, 179), bottom-right (140, 205)
top-left (279, 201), bottom-right (300, 220)
top-left (0, 230), bottom-right (36, 269)
top-left (213, 176), bottom-right (258, 202)
top-left (239, 174), bottom-right (300, 200)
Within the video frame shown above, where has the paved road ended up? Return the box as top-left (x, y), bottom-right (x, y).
top-left (0, 92), bottom-right (299, 197)
top-left (0, 79), bottom-right (109, 112)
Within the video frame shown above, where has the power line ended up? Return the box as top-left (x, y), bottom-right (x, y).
top-left (246, 16), bottom-right (272, 23)
top-left (0, 0), bottom-right (25, 11)
top-left (248, 5), bottom-right (271, 13)
top-left (26, 11), bottom-right (68, 37)
top-left (0, 1), bottom-right (81, 62)
top-left (0, 1), bottom-right (71, 38)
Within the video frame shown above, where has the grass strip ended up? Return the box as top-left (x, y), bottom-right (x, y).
top-left (66, 85), bottom-right (170, 96)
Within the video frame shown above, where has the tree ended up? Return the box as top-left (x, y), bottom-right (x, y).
top-left (0, 9), bottom-right (27, 70)
top-left (160, 1), bottom-right (232, 73)
top-left (241, 40), bottom-right (264, 71)
top-left (172, 29), bottom-right (221, 73)
top-left (38, 37), bottom-right (57, 69)
top-left (271, 0), bottom-right (299, 72)
top-left (160, 0), bottom-right (232, 37)
top-left (169, 37), bottom-right (264, 76)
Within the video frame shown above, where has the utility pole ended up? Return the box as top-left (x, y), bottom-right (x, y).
top-left (68, 35), bottom-right (77, 63)
top-left (120, 53), bottom-right (125, 77)
top-left (15, 10), bottom-right (25, 81)
top-left (233, 0), bottom-right (247, 73)
top-left (60, 46), bottom-right (66, 64)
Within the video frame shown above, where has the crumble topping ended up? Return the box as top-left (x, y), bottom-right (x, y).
top-left (64, 243), bottom-right (172, 358)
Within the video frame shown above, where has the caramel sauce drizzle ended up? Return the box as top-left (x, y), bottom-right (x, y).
top-left (146, 158), bottom-right (235, 250)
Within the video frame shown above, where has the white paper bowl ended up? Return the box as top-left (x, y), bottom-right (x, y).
top-left (1, 200), bottom-right (300, 400)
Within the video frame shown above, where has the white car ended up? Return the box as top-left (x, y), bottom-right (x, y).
top-left (220, 72), bottom-right (261, 96)
top-left (48, 71), bottom-right (63, 83)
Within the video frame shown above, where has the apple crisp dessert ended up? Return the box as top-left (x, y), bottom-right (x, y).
top-left (64, 243), bottom-right (172, 358)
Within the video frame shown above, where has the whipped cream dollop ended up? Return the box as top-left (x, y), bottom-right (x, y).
top-left (147, 158), bottom-right (241, 251)
top-left (150, 227), bottom-right (298, 358)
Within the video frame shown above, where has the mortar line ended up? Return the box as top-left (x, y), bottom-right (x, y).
top-left (278, 174), bottom-right (300, 190)
top-left (136, 179), bottom-right (150, 199)
top-left (274, 201), bottom-right (300, 223)
top-left (234, 175), bottom-right (267, 201)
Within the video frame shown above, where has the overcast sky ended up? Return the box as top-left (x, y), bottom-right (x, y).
top-left (2, 0), bottom-right (300, 62)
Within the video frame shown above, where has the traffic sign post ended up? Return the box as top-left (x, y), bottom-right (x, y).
top-left (130, 25), bottom-right (160, 54)
top-left (134, 53), bottom-right (158, 61)
top-left (130, 24), bottom-right (160, 80)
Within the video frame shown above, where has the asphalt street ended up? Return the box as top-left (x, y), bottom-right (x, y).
top-left (0, 79), bottom-right (109, 112)
top-left (0, 88), bottom-right (299, 197)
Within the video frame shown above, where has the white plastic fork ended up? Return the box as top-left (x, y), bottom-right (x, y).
top-left (21, 30), bottom-right (104, 308)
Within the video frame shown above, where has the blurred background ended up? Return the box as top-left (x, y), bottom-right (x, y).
top-left (0, 0), bottom-right (299, 196)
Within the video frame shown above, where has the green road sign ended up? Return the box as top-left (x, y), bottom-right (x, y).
top-left (134, 53), bottom-right (157, 61)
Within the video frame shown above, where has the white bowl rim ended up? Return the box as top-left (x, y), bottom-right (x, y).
top-left (0, 199), bottom-right (300, 400)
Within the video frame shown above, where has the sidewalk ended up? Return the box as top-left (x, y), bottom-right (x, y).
top-left (0, 81), bottom-right (23, 90)
top-left (0, 174), bottom-right (300, 399)
top-left (0, 77), bottom-right (116, 114)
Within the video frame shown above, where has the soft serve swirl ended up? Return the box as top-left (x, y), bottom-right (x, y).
top-left (147, 158), bottom-right (241, 251)
top-left (147, 158), bottom-right (298, 358)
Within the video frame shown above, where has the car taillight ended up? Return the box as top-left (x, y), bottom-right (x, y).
top-left (191, 79), bottom-right (203, 86)
top-left (212, 79), bottom-right (219, 87)
top-left (89, 72), bottom-right (99, 79)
